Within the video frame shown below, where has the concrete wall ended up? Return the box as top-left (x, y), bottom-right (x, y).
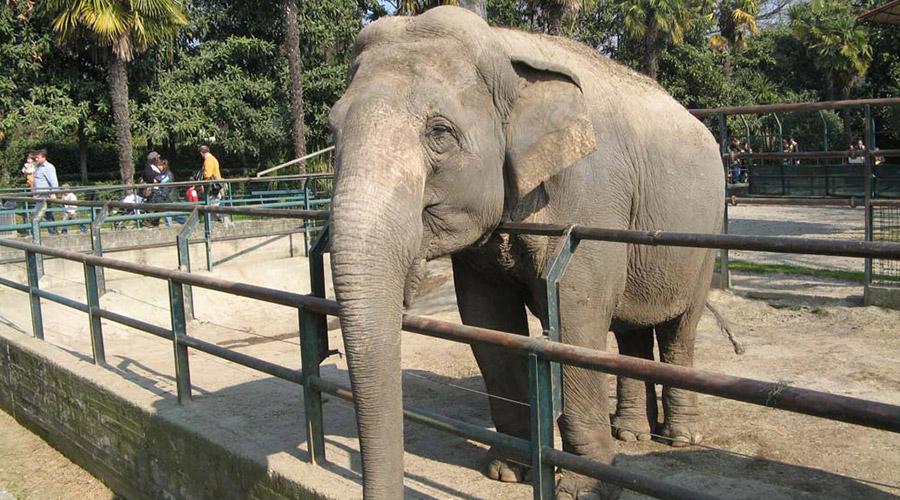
top-left (0, 331), bottom-right (323, 500)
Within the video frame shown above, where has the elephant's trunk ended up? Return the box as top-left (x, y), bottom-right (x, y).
top-left (330, 111), bottom-right (424, 499)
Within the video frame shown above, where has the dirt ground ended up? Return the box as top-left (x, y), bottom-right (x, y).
top-left (0, 204), bottom-right (898, 499)
top-left (0, 410), bottom-right (114, 499)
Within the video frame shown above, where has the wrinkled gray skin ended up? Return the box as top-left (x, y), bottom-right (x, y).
top-left (328, 6), bottom-right (724, 499)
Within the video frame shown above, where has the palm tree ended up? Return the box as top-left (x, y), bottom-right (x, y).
top-left (43, 0), bottom-right (187, 185)
top-left (709, 0), bottom-right (759, 79)
top-left (790, 0), bottom-right (871, 142)
top-left (622, 0), bottom-right (713, 80)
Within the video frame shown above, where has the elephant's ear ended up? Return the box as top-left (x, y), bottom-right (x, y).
top-left (504, 57), bottom-right (597, 199)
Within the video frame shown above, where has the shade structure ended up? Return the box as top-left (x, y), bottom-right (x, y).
top-left (860, 0), bottom-right (900, 24)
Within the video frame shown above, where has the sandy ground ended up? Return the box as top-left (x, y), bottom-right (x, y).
top-left (0, 205), bottom-right (898, 499)
top-left (0, 410), bottom-right (114, 499)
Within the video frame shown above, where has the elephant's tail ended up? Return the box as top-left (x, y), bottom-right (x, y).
top-left (704, 300), bottom-right (745, 355)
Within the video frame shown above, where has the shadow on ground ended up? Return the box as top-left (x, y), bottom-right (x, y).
top-left (133, 361), bottom-right (898, 499)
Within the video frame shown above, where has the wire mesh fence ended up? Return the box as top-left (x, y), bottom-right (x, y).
top-left (873, 203), bottom-right (900, 286)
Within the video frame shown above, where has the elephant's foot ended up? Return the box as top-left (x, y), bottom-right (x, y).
top-left (610, 414), bottom-right (653, 442)
top-left (658, 422), bottom-right (703, 447)
top-left (484, 448), bottom-right (531, 483)
top-left (556, 471), bottom-right (622, 500)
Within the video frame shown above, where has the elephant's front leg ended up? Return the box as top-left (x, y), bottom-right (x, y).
top-left (555, 256), bottom-right (626, 500)
top-left (452, 256), bottom-right (532, 483)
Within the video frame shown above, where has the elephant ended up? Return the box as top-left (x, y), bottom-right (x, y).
top-left (327, 6), bottom-right (724, 499)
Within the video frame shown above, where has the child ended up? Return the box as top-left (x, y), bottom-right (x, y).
top-left (61, 184), bottom-right (85, 233)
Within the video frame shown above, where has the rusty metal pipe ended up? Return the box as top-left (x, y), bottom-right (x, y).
top-left (399, 316), bottom-right (900, 433)
top-left (690, 97), bottom-right (900, 116)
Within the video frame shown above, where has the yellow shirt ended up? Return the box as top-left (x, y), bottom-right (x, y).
top-left (202, 154), bottom-right (222, 180)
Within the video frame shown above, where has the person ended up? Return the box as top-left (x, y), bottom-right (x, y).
top-left (849, 141), bottom-right (865, 164)
top-left (21, 153), bottom-right (35, 191)
top-left (199, 145), bottom-right (226, 222)
top-left (143, 151), bottom-right (162, 206)
top-left (740, 141), bottom-right (752, 182)
top-left (186, 184), bottom-right (199, 203)
top-left (788, 137), bottom-right (799, 165)
top-left (60, 184), bottom-right (86, 233)
top-left (728, 137), bottom-right (743, 184)
top-left (31, 149), bottom-right (59, 235)
top-left (156, 159), bottom-right (178, 225)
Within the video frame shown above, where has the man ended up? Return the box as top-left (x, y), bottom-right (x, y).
top-left (199, 145), bottom-right (221, 182)
top-left (32, 149), bottom-right (59, 235)
top-left (199, 145), bottom-right (225, 222)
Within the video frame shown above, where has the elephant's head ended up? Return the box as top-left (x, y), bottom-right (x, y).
top-left (328, 6), bottom-right (596, 497)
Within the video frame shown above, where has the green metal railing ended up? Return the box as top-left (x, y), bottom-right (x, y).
top-left (3, 208), bottom-right (900, 499)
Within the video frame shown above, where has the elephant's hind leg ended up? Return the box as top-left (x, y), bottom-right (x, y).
top-left (612, 328), bottom-right (658, 442)
top-left (655, 304), bottom-right (704, 447)
top-left (451, 256), bottom-right (531, 483)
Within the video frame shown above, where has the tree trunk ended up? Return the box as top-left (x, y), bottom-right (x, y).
top-left (107, 52), bottom-right (134, 187)
top-left (459, 0), bottom-right (486, 19)
top-left (643, 15), bottom-right (661, 80)
top-left (77, 119), bottom-right (88, 184)
top-left (723, 50), bottom-right (734, 81)
top-left (839, 83), bottom-right (853, 146)
top-left (282, 0), bottom-right (307, 177)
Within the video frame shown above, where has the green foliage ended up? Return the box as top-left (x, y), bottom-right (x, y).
top-left (43, 0), bottom-right (188, 61)
top-left (136, 37), bottom-right (287, 162)
top-left (789, 0), bottom-right (872, 99)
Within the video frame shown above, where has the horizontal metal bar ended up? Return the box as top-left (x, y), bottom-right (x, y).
top-left (400, 316), bottom-right (900, 433)
top-left (179, 335), bottom-right (304, 384)
top-left (0, 238), bottom-right (339, 315)
top-left (0, 228), bottom-right (314, 265)
top-left (33, 288), bottom-right (89, 313)
top-left (94, 308), bottom-right (174, 340)
top-left (0, 275), bottom-right (29, 293)
top-left (0, 172), bottom-right (334, 196)
top-left (309, 376), bottom-right (714, 500)
top-left (870, 199), bottom-right (900, 207)
top-left (256, 145), bottom-right (336, 177)
top-left (728, 197), bottom-right (865, 207)
top-left (0, 196), bottom-right (331, 221)
top-left (568, 226), bottom-right (900, 259)
top-left (540, 447), bottom-right (716, 500)
top-left (497, 223), bottom-right (900, 259)
top-left (690, 97), bottom-right (900, 116)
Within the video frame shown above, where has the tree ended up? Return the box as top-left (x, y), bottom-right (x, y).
top-left (790, 0), bottom-right (871, 142)
top-left (283, 0), bottom-right (307, 175)
top-left (43, 0), bottom-right (187, 185)
top-left (709, 0), bottom-right (759, 79)
top-left (621, 0), bottom-right (714, 80)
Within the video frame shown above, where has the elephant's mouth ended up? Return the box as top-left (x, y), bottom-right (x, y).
top-left (402, 256), bottom-right (428, 308)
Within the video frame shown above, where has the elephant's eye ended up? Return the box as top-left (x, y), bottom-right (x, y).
top-left (425, 118), bottom-right (458, 154)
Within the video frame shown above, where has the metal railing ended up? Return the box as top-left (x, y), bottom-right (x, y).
top-left (2, 206), bottom-right (900, 499)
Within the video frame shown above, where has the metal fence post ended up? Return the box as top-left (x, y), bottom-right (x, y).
top-left (168, 279), bottom-right (192, 404)
top-left (83, 263), bottom-right (106, 365)
top-left (25, 250), bottom-right (44, 340)
top-left (528, 351), bottom-right (554, 500)
top-left (31, 202), bottom-right (44, 278)
top-left (303, 187), bottom-right (311, 256)
top-left (90, 204), bottom-right (109, 296)
top-left (309, 224), bottom-right (331, 362)
top-left (177, 208), bottom-right (200, 320)
top-left (203, 207), bottom-right (213, 272)
top-left (540, 226), bottom-right (578, 418)
top-left (864, 104), bottom-right (875, 290)
top-left (718, 112), bottom-right (731, 289)
top-left (299, 306), bottom-right (326, 465)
